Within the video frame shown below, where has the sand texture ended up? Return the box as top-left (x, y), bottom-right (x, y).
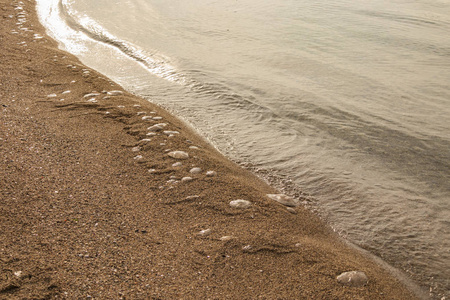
top-left (0, 0), bottom-right (422, 299)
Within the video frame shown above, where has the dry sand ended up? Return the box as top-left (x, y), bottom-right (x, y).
top-left (0, 0), bottom-right (424, 299)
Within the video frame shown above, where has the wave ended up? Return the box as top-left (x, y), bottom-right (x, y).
top-left (59, 0), bottom-right (184, 83)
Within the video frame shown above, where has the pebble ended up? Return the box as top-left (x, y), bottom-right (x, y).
top-left (142, 116), bottom-right (153, 120)
top-left (62, 90), bottom-right (71, 94)
top-left (137, 111), bottom-right (146, 115)
top-left (189, 146), bottom-right (199, 150)
top-left (286, 207), bottom-right (297, 214)
top-left (181, 177), bottom-right (193, 182)
top-left (148, 169), bottom-right (156, 173)
top-left (266, 194), bottom-right (299, 207)
top-left (197, 229), bottom-right (212, 236)
top-left (163, 130), bottom-right (179, 135)
top-left (336, 271), bottom-right (369, 287)
top-left (139, 138), bottom-right (152, 142)
top-left (134, 155), bottom-right (143, 160)
top-left (152, 116), bottom-right (163, 120)
top-left (47, 93), bottom-right (57, 98)
top-left (147, 123), bottom-right (167, 132)
top-left (168, 151), bottom-right (189, 159)
top-left (132, 146), bottom-right (141, 152)
top-left (219, 236), bottom-right (234, 241)
top-left (107, 90), bottom-right (124, 96)
top-left (229, 199), bottom-right (252, 209)
top-left (172, 162), bottom-right (182, 167)
top-left (13, 271), bottom-right (23, 278)
top-left (83, 93), bottom-right (100, 98)
top-left (206, 171), bottom-right (217, 177)
top-left (146, 132), bottom-right (157, 136)
top-left (189, 167), bottom-right (202, 174)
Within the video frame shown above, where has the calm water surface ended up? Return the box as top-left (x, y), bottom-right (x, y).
top-left (37, 0), bottom-right (450, 297)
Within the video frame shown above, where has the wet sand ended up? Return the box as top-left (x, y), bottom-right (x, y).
top-left (0, 0), bottom-right (424, 298)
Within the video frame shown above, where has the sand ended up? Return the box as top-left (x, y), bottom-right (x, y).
top-left (0, 0), bottom-right (424, 299)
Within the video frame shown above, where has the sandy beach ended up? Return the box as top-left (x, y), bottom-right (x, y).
top-left (0, 0), bottom-right (425, 299)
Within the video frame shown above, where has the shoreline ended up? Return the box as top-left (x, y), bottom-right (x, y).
top-left (0, 0), bottom-right (426, 298)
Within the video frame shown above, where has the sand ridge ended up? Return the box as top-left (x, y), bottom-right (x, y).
top-left (0, 0), bottom-right (423, 299)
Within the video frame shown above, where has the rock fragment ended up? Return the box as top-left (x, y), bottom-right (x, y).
top-left (107, 90), bottom-right (124, 96)
top-left (206, 171), bottom-right (217, 177)
top-left (190, 167), bottom-right (202, 174)
top-left (197, 229), bottom-right (212, 236)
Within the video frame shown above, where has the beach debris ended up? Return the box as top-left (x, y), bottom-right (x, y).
top-left (197, 229), bottom-right (212, 237)
top-left (147, 123), bottom-right (167, 132)
top-left (181, 176), bottom-right (193, 182)
top-left (206, 171), bottom-right (217, 177)
top-left (168, 151), bottom-right (189, 159)
top-left (189, 167), bottom-right (202, 174)
top-left (229, 199), bottom-right (252, 209)
top-left (107, 90), bottom-right (124, 96)
top-left (337, 271), bottom-right (369, 287)
top-left (266, 194), bottom-right (299, 207)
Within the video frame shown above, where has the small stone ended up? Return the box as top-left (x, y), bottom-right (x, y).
top-left (242, 245), bottom-right (252, 251)
top-left (140, 138), bottom-right (152, 142)
top-left (137, 111), bottom-right (146, 115)
top-left (134, 155), bottom-right (143, 160)
top-left (206, 171), bottom-right (217, 177)
top-left (132, 146), bottom-right (141, 152)
top-left (197, 229), bottom-right (211, 236)
top-left (337, 271), bottom-right (369, 287)
top-left (87, 98), bottom-right (97, 103)
top-left (13, 271), bottom-right (23, 277)
top-left (163, 130), bottom-right (179, 135)
top-left (295, 243), bottom-right (302, 247)
top-left (147, 123), bottom-right (167, 132)
top-left (229, 199), bottom-right (252, 209)
top-left (172, 162), bottom-right (182, 167)
top-left (189, 146), bottom-right (199, 149)
top-left (47, 93), bottom-right (57, 98)
top-left (168, 151), bottom-right (189, 159)
top-left (146, 132), bottom-right (157, 136)
top-left (83, 93), bottom-right (100, 98)
top-left (62, 90), bottom-right (71, 94)
top-left (181, 177), bottom-right (193, 182)
top-left (189, 167), bottom-right (202, 174)
top-left (107, 90), bottom-right (124, 96)
top-left (286, 207), bottom-right (297, 214)
top-left (219, 236), bottom-right (233, 241)
top-left (148, 169), bottom-right (156, 173)
top-left (152, 116), bottom-right (163, 120)
top-left (142, 116), bottom-right (153, 120)
top-left (267, 194), bottom-right (299, 207)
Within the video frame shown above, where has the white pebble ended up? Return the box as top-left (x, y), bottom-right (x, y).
top-left (142, 116), bottom-right (153, 120)
top-left (206, 171), bottom-right (217, 177)
top-left (146, 132), bottom-right (157, 136)
top-left (163, 131), bottom-right (179, 135)
top-left (47, 93), bottom-right (57, 98)
top-left (197, 229), bottom-right (212, 236)
top-left (83, 93), bottom-right (100, 98)
top-left (266, 194), bottom-right (299, 207)
top-left (107, 90), bottom-right (124, 96)
top-left (147, 123), bottom-right (167, 132)
top-left (148, 169), bottom-right (156, 173)
top-left (168, 151), bottom-right (189, 160)
top-left (62, 90), bottom-right (71, 94)
top-left (337, 271), bottom-right (369, 287)
top-left (189, 146), bottom-right (199, 150)
top-left (139, 139), bottom-right (152, 142)
top-left (219, 236), bottom-right (234, 241)
top-left (181, 177), bottom-right (193, 182)
top-left (172, 162), bottom-right (182, 167)
top-left (134, 155), bottom-right (143, 160)
top-left (137, 111), bottom-right (146, 115)
top-left (152, 116), bottom-right (163, 120)
top-left (189, 167), bottom-right (202, 174)
top-left (132, 146), bottom-right (141, 152)
top-left (229, 199), bottom-right (252, 209)
top-left (13, 271), bottom-right (23, 277)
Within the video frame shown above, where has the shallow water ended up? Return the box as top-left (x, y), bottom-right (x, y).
top-left (37, 0), bottom-right (450, 297)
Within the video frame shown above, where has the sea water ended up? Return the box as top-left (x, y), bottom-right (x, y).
top-left (36, 0), bottom-right (450, 297)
